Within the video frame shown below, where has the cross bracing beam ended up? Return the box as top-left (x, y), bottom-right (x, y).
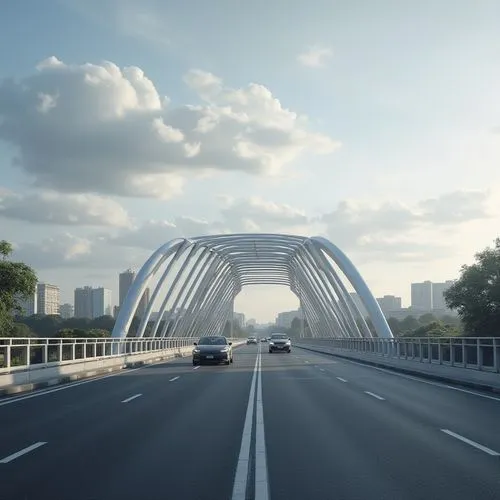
top-left (112, 233), bottom-right (393, 339)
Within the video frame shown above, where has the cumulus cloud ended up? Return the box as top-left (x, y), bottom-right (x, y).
top-left (110, 217), bottom-right (216, 250)
top-left (218, 196), bottom-right (309, 232)
top-left (322, 190), bottom-right (491, 252)
top-left (0, 188), bottom-right (131, 227)
top-left (107, 190), bottom-right (491, 255)
top-left (297, 45), bottom-right (333, 68)
top-left (417, 190), bottom-right (491, 224)
top-left (0, 57), bottom-right (339, 199)
top-left (11, 191), bottom-right (490, 270)
top-left (13, 233), bottom-right (146, 270)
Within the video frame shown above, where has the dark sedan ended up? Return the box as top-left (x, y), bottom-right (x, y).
top-left (192, 336), bottom-right (233, 366)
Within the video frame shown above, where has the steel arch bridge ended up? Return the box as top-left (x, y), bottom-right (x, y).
top-left (111, 233), bottom-right (393, 339)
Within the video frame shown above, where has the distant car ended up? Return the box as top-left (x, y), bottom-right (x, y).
top-left (268, 333), bottom-right (291, 353)
top-left (246, 336), bottom-right (258, 345)
top-left (260, 337), bottom-right (267, 342)
top-left (192, 336), bottom-right (233, 366)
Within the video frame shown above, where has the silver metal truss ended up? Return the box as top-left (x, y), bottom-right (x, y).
top-left (112, 234), bottom-right (393, 339)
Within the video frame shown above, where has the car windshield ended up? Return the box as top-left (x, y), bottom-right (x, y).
top-left (198, 336), bottom-right (227, 345)
top-left (248, 336), bottom-right (256, 339)
top-left (271, 334), bottom-right (288, 339)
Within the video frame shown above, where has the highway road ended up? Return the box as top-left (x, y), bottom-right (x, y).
top-left (0, 343), bottom-right (499, 500)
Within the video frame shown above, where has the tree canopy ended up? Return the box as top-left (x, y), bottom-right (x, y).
top-left (0, 240), bottom-right (38, 336)
top-left (444, 238), bottom-right (500, 336)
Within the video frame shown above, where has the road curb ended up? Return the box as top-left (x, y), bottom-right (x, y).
top-left (297, 345), bottom-right (500, 395)
top-left (0, 352), bottom-right (190, 398)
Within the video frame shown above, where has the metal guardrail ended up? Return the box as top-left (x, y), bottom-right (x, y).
top-left (0, 337), bottom-right (244, 374)
top-left (298, 337), bottom-right (500, 373)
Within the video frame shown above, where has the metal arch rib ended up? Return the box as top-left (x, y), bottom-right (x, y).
top-left (111, 233), bottom-right (393, 339)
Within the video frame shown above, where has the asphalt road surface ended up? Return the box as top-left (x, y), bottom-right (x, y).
top-left (0, 344), bottom-right (499, 500)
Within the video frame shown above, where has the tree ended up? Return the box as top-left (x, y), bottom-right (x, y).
top-left (399, 315), bottom-right (420, 334)
top-left (87, 328), bottom-right (111, 338)
top-left (0, 241), bottom-right (37, 336)
top-left (90, 315), bottom-right (115, 332)
top-left (445, 238), bottom-right (500, 336)
top-left (0, 240), bottom-right (13, 260)
top-left (418, 313), bottom-right (438, 325)
top-left (387, 317), bottom-right (402, 336)
top-left (10, 322), bottom-right (36, 338)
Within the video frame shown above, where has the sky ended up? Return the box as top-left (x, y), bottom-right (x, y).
top-left (1, 0), bottom-right (500, 322)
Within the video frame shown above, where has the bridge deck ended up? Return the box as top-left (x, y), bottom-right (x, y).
top-left (0, 344), bottom-right (498, 500)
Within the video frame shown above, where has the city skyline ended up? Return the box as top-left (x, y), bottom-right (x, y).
top-left (18, 272), bottom-right (455, 323)
top-left (1, 2), bottom-right (499, 322)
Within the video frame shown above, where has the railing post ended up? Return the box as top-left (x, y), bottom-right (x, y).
top-left (26, 343), bottom-right (31, 368)
top-left (494, 338), bottom-right (499, 373)
top-left (477, 338), bottom-right (483, 371)
top-left (462, 338), bottom-right (466, 367)
top-left (5, 343), bottom-right (11, 371)
top-left (43, 340), bottom-right (48, 364)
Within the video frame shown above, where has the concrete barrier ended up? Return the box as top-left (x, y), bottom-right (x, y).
top-left (0, 339), bottom-right (247, 397)
top-left (0, 346), bottom-right (194, 396)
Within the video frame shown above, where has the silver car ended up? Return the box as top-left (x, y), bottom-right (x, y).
top-left (268, 333), bottom-right (291, 353)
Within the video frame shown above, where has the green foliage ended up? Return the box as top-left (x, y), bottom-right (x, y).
top-left (56, 327), bottom-right (110, 338)
top-left (399, 320), bottom-right (460, 338)
top-left (0, 241), bottom-right (38, 336)
top-left (10, 322), bottom-right (37, 337)
top-left (444, 238), bottom-right (500, 336)
top-left (14, 315), bottom-right (116, 338)
top-left (387, 313), bottom-right (462, 338)
top-left (0, 240), bottom-right (13, 259)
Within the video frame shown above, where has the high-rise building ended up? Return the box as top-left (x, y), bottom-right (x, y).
top-left (15, 291), bottom-right (37, 317)
top-left (92, 287), bottom-right (112, 318)
top-left (59, 303), bottom-right (74, 319)
top-left (37, 283), bottom-right (60, 315)
top-left (75, 286), bottom-right (112, 319)
top-left (376, 295), bottom-right (402, 315)
top-left (432, 281), bottom-right (454, 310)
top-left (233, 312), bottom-right (246, 328)
top-left (74, 286), bottom-right (94, 318)
top-left (276, 309), bottom-right (302, 328)
top-left (411, 281), bottom-right (433, 312)
top-left (119, 269), bottom-right (135, 307)
top-left (137, 287), bottom-right (150, 318)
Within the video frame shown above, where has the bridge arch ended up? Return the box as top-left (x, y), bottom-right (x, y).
top-left (111, 233), bottom-right (392, 339)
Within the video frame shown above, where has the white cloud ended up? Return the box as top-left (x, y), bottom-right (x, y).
top-left (109, 218), bottom-right (214, 250)
top-left (0, 188), bottom-right (131, 227)
top-left (322, 190), bottom-right (491, 257)
top-left (13, 232), bottom-right (146, 270)
top-left (297, 45), bottom-right (333, 68)
top-left (9, 191), bottom-right (492, 274)
top-left (0, 57), bottom-right (339, 199)
top-left (218, 196), bottom-right (310, 232)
